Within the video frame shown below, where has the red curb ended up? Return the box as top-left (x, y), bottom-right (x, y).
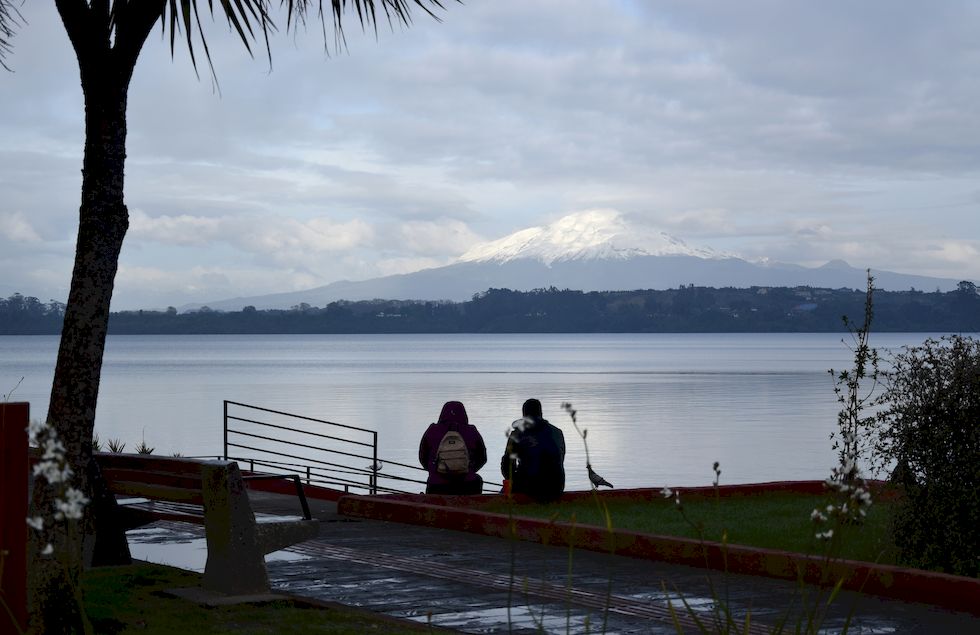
top-left (342, 480), bottom-right (898, 509)
top-left (336, 485), bottom-right (980, 617)
top-left (557, 480), bottom-right (831, 502)
top-left (244, 477), bottom-right (347, 502)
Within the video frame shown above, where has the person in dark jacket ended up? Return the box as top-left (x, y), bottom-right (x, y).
top-left (500, 398), bottom-right (565, 502)
top-left (419, 401), bottom-right (487, 495)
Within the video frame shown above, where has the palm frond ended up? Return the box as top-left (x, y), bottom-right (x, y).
top-left (165, 0), bottom-right (452, 84)
top-left (0, 0), bottom-right (24, 71)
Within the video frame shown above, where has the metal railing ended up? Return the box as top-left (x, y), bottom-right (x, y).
top-left (223, 400), bottom-right (428, 495)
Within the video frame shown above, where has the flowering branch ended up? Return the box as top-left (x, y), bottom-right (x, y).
top-left (27, 420), bottom-right (89, 557)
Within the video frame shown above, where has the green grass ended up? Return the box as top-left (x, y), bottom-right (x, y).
top-left (82, 562), bottom-right (441, 634)
top-left (481, 491), bottom-right (899, 565)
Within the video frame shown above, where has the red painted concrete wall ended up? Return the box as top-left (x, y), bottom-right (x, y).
top-left (0, 402), bottom-right (29, 632)
top-left (242, 473), bottom-right (347, 502)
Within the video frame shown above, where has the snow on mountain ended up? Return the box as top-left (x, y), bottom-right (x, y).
top-left (458, 209), bottom-right (727, 265)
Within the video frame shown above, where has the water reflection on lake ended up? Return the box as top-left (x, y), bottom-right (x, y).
top-left (0, 332), bottom-right (944, 490)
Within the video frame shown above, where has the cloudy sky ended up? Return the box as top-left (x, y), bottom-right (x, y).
top-left (2, 0), bottom-right (980, 310)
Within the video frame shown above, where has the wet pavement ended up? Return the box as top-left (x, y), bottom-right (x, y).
top-left (127, 492), bottom-right (979, 634)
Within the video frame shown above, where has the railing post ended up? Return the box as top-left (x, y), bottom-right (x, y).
top-left (222, 400), bottom-right (229, 460)
top-left (1, 402), bottom-right (29, 632)
top-left (371, 431), bottom-right (379, 495)
top-left (306, 465), bottom-right (311, 485)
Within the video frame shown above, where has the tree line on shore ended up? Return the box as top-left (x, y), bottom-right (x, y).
top-left (3, 283), bottom-right (978, 335)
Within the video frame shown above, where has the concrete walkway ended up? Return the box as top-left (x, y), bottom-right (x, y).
top-left (129, 491), bottom-right (978, 634)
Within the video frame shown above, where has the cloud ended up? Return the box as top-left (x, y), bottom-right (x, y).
top-left (129, 210), bottom-right (222, 246)
top-left (129, 209), bottom-right (375, 259)
top-left (791, 223), bottom-right (834, 240)
top-left (394, 219), bottom-right (483, 256)
top-left (933, 240), bottom-right (980, 267)
top-left (657, 208), bottom-right (737, 237)
top-left (0, 212), bottom-right (43, 243)
top-left (240, 216), bottom-right (375, 256)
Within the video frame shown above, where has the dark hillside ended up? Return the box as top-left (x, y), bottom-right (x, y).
top-left (2, 284), bottom-right (978, 334)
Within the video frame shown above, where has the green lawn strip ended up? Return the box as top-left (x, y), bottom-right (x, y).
top-left (82, 562), bottom-right (442, 634)
top-left (481, 492), bottom-right (898, 565)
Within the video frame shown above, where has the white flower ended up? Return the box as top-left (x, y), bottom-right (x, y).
top-left (26, 516), bottom-right (44, 531)
top-left (40, 544), bottom-right (54, 556)
top-left (27, 419), bottom-right (47, 441)
top-left (816, 529), bottom-right (834, 541)
top-left (54, 487), bottom-right (89, 521)
top-left (42, 437), bottom-right (65, 460)
top-left (33, 460), bottom-right (73, 484)
top-left (810, 509), bottom-right (827, 523)
top-left (57, 504), bottom-right (83, 520)
top-left (660, 487), bottom-right (673, 499)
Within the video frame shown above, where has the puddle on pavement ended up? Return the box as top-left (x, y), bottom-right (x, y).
top-left (407, 604), bottom-right (623, 635)
top-left (126, 525), bottom-right (310, 574)
top-left (818, 625), bottom-right (897, 634)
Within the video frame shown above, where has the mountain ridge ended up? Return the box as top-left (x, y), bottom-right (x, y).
top-left (180, 211), bottom-right (970, 312)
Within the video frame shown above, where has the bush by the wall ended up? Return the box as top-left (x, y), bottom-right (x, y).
top-left (875, 335), bottom-right (980, 576)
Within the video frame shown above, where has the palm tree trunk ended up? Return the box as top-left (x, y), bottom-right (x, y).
top-left (28, 3), bottom-right (163, 631)
top-left (28, 70), bottom-right (130, 635)
top-left (49, 41), bottom-right (131, 485)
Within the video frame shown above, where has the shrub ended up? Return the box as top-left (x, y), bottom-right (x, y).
top-left (874, 335), bottom-right (980, 576)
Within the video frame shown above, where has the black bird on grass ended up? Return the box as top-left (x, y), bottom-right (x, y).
top-left (587, 463), bottom-right (613, 489)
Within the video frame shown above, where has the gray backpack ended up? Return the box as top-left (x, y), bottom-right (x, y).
top-left (435, 429), bottom-right (470, 475)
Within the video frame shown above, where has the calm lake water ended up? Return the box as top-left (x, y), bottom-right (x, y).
top-left (0, 333), bottom-right (947, 491)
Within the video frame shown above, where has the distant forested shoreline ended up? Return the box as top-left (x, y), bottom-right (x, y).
top-left (2, 284), bottom-right (978, 335)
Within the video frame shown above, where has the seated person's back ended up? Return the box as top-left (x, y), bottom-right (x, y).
top-left (501, 399), bottom-right (565, 502)
top-left (420, 400), bottom-right (487, 495)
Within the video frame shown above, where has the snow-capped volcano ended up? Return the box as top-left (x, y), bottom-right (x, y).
top-left (459, 209), bottom-right (726, 265)
top-left (184, 209), bottom-right (965, 311)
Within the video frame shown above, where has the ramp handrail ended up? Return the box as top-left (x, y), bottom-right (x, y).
top-left (224, 400), bottom-right (433, 495)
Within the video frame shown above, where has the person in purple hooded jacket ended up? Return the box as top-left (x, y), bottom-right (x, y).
top-left (419, 401), bottom-right (488, 495)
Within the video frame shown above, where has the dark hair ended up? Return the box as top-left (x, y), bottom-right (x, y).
top-left (522, 398), bottom-right (542, 418)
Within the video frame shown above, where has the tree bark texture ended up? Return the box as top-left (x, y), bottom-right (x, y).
top-left (29, 2), bottom-right (164, 633)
